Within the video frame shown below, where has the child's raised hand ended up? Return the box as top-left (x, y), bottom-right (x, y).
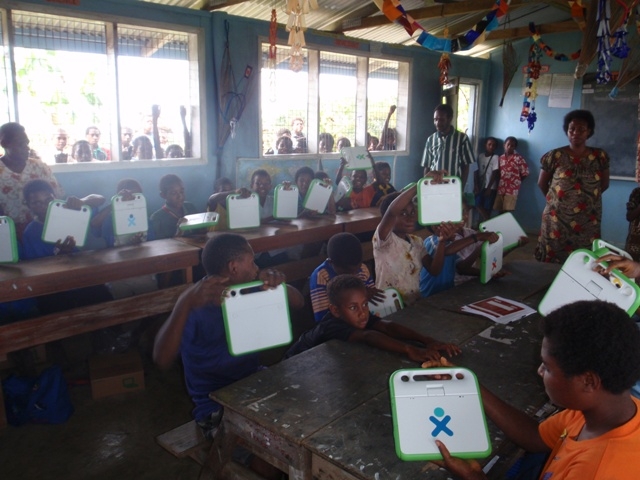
top-left (54, 236), bottom-right (76, 255)
top-left (128, 232), bottom-right (145, 245)
top-left (236, 187), bottom-right (252, 198)
top-left (339, 156), bottom-right (348, 167)
top-left (479, 231), bottom-right (500, 244)
top-left (259, 268), bottom-right (286, 289)
top-left (366, 285), bottom-right (386, 305)
top-left (65, 196), bottom-right (84, 210)
top-left (190, 275), bottom-right (229, 308)
top-left (282, 181), bottom-right (292, 191)
top-left (424, 170), bottom-right (448, 184)
top-left (437, 222), bottom-right (457, 240)
top-left (597, 254), bottom-right (640, 278)
top-left (516, 235), bottom-right (529, 247)
top-left (117, 189), bottom-right (137, 201)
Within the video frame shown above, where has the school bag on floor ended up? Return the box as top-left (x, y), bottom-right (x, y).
top-left (2, 365), bottom-right (74, 426)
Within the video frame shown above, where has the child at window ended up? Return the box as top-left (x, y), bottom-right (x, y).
top-left (373, 184), bottom-right (426, 305)
top-left (309, 232), bottom-right (383, 322)
top-left (71, 140), bottom-right (94, 163)
top-left (149, 174), bottom-right (197, 240)
top-left (285, 274), bottom-right (460, 362)
top-left (494, 136), bottom-right (529, 214)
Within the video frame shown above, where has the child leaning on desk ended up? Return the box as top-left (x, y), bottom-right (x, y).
top-left (153, 233), bottom-right (305, 440)
top-left (285, 274), bottom-right (460, 362)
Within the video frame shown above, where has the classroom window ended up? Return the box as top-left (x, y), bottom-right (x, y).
top-left (0, 8), bottom-right (202, 165)
top-left (260, 42), bottom-right (409, 156)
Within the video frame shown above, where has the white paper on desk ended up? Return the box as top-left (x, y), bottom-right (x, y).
top-left (460, 296), bottom-right (535, 324)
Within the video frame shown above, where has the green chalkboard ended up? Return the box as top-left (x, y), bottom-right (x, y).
top-left (581, 73), bottom-right (639, 179)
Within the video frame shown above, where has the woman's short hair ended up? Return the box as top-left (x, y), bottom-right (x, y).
top-left (562, 110), bottom-right (595, 138)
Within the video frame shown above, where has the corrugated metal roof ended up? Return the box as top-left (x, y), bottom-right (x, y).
top-left (140, 0), bottom-right (574, 57)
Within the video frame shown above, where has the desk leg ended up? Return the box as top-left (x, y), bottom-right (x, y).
top-left (185, 266), bottom-right (193, 284)
top-left (199, 423), bottom-right (235, 480)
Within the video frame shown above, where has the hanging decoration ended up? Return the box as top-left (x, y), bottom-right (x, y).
top-left (438, 53), bottom-right (451, 85)
top-left (285, 0), bottom-right (318, 72)
top-left (610, 0), bottom-right (639, 58)
top-left (529, 22), bottom-right (581, 61)
top-left (371, 0), bottom-right (511, 53)
top-left (268, 8), bottom-right (278, 102)
top-left (596, 0), bottom-right (613, 84)
top-left (576, 0), bottom-right (628, 78)
top-left (569, 0), bottom-right (587, 31)
top-left (610, 6), bottom-right (640, 98)
top-left (520, 43), bottom-right (542, 133)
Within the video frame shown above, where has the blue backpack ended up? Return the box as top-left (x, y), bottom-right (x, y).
top-left (2, 365), bottom-right (74, 426)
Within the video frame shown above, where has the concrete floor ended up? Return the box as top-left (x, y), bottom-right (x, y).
top-left (0, 234), bottom-right (538, 480)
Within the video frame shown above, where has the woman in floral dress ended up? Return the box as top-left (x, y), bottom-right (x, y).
top-left (535, 110), bottom-right (609, 263)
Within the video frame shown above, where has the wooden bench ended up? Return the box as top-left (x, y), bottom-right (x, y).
top-left (156, 420), bottom-right (211, 465)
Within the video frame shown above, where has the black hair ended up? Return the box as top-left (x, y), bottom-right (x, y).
top-left (375, 161), bottom-right (391, 172)
top-left (132, 135), bottom-right (153, 160)
top-left (336, 137), bottom-right (351, 149)
top-left (23, 179), bottom-right (54, 202)
top-left (379, 191), bottom-right (401, 216)
top-left (116, 178), bottom-right (142, 193)
top-left (165, 144), bottom-right (185, 158)
top-left (0, 122), bottom-right (25, 147)
top-left (85, 125), bottom-right (100, 135)
top-left (251, 169), bottom-right (271, 185)
top-left (327, 274), bottom-right (366, 307)
top-left (295, 166), bottom-right (315, 182)
top-left (327, 233), bottom-right (363, 268)
top-left (485, 136), bottom-right (498, 146)
top-left (542, 300), bottom-right (640, 394)
top-left (314, 171), bottom-right (330, 181)
top-left (276, 128), bottom-right (291, 137)
top-left (159, 174), bottom-right (183, 194)
top-left (276, 135), bottom-right (293, 153)
top-left (201, 233), bottom-right (251, 276)
top-left (504, 136), bottom-right (518, 148)
top-left (434, 104), bottom-right (453, 118)
top-left (319, 132), bottom-right (335, 153)
top-left (562, 109), bottom-right (595, 138)
top-left (72, 140), bottom-right (92, 161)
top-left (214, 177), bottom-right (233, 192)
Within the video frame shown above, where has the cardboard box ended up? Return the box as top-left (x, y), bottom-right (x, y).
top-left (89, 351), bottom-right (145, 399)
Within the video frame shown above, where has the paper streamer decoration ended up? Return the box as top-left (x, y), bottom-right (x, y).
top-left (529, 22), bottom-right (581, 62)
top-left (372, 0), bottom-right (511, 54)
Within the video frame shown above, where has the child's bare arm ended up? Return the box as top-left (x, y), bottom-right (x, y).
top-left (368, 153), bottom-right (382, 184)
top-left (153, 275), bottom-right (228, 369)
top-left (335, 156), bottom-right (347, 185)
top-left (374, 320), bottom-right (461, 357)
top-left (377, 183), bottom-right (417, 241)
top-left (348, 329), bottom-right (443, 363)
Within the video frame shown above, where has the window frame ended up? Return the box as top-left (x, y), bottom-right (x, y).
top-left (258, 37), bottom-right (412, 158)
top-left (0, 3), bottom-right (208, 172)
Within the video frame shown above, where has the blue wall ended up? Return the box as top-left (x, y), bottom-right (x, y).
top-left (13, 0), bottom-right (491, 217)
top-left (486, 31), bottom-right (634, 246)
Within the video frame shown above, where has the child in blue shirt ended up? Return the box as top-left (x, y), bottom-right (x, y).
top-left (153, 233), bottom-right (305, 439)
top-left (310, 232), bottom-right (383, 322)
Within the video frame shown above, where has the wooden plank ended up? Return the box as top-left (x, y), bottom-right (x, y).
top-left (156, 420), bottom-right (208, 459)
top-left (313, 455), bottom-right (360, 480)
top-left (0, 239), bottom-right (200, 302)
top-left (0, 284), bottom-right (189, 356)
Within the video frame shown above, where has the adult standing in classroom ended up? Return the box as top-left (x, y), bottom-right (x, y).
top-left (535, 110), bottom-right (609, 264)
top-left (0, 122), bottom-right (64, 240)
top-left (422, 103), bottom-right (475, 188)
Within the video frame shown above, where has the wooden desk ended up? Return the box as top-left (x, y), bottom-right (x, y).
top-left (177, 209), bottom-right (382, 254)
top-left (205, 259), bottom-right (557, 479)
top-left (305, 314), bottom-right (548, 480)
top-left (0, 238), bottom-right (200, 302)
top-left (206, 341), bottom-right (404, 480)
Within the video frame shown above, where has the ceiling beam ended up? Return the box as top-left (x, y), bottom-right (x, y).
top-left (338, 0), bottom-right (535, 33)
top-left (206, 0), bottom-right (250, 11)
top-left (486, 19), bottom-right (579, 40)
